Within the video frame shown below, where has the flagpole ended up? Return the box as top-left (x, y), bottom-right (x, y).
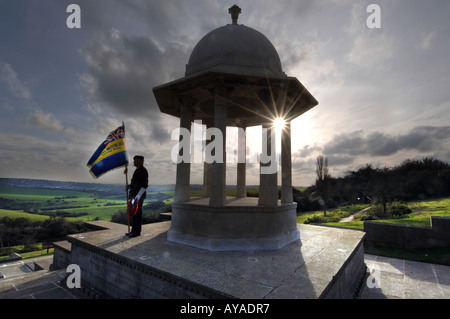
top-left (123, 121), bottom-right (130, 233)
top-left (125, 164), bottom-right (130, 233)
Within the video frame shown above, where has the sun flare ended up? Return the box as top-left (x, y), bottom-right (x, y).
top-left (273, 117), bottom-right (286, 133)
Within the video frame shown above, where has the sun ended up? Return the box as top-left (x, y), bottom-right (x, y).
top-left (273, 117), bottom-right (286, 133)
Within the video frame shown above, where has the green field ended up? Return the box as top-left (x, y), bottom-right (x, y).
top-left (0, 186), bottom-right (172, 258)
top-left (2, 185), bottom-right (449, 263)
top-left (0, 186), bottom-right (175, 221)
top-left (298, 197), bottom-right (450, 229)
top-left (0, 187), bottom-right (126, 221)
top-left (2, 186), bottom-right (449, 227)
top-left (0, 209), bottom-right (51, 222)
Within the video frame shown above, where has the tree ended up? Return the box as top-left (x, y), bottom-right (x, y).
top-left (316, 155), bottom-right (329, 182)
top-left (372, 167), bottom-right (396, 216)
top-left (315, 156), bottom-right (330, 216)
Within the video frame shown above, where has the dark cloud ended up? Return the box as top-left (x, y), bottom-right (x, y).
top-left (294, 144), bottom-right (322, 158)
top-left (326, 155), bottom-right (354, 166)
top-left (323, 126), bottom-right (450, 158)
top-left (80, 29), bottom-right (183, 111)
top-left (397, 126), bottom-right (450, 152)
top-left (365, 132), bottom-right (401, 156)
top-left (291, 126), bottom-right (450, 183)
top-left (79, 29), bottom-right (189, 142)
top-left (323, 130), bottom-right (364, 156)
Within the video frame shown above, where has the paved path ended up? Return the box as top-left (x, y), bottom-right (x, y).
top-left (0, 256), bottom-right (76, 299)
top-left (361, 254), bottom-right (450, 299)
top-left (1, 254), bottom-right (449, 299)
top-left (339, 206), bottom-right (372, 223)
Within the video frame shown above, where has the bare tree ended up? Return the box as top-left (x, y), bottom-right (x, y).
top-left (315, 156), bottom-right (330, 216)
top-left (316, 156), bottom-right (329, 181)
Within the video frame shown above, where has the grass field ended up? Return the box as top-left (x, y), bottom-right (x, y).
top-left (0, 186), bottom-right (141, 221)
top-left (1, 185), bottom-right (449, 263)
top-left (0, 186), bottom-right (164, 258)
top-left (2, 186), bottom-right (449, 227)
top-left (296, 204), bottom-right (370, 228)
top-left (297, 198), bottom-right (450, 229)
top-left (0, 209), bottom-right (52, 222)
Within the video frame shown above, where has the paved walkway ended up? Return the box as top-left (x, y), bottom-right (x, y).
top-left (0, 256), bottom-right (76, 299)
top-left (361, 254), bottom-right (450, 299)
top-left (1, 254), bottom-right (449, 299)
top-left (339, 206), bottom-right (372, 223)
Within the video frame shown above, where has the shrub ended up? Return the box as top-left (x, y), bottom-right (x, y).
top-left (390, 202), bottom-right (412, 218)
top-left (110, 210), bottom-right (128, 225)
top-left (304, 213), bottom-right (344, 224)
top-left (39, 217), bottom-right (87, 240)
top-left (357, 202), bottom-right (412, 220)
top-left (304, 215), bottom-right (328, 224)
top-left (1, 216), bottom-right (88, 247)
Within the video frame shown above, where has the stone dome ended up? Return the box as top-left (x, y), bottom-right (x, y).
top-left (154, 5), bottom-right (318, 128)
top-left (185, 20), bottom-right (284, 77)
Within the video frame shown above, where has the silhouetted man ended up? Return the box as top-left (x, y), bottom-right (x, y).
top-left (126, 155), bottom-right (148, 237)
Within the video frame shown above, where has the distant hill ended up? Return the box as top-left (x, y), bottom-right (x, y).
top-left (0, 178), bottom-right (300, 197)
top-left (0, 178), bottom-right (175, 197)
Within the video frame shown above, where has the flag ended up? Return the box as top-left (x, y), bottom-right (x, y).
top-left (87, 124), bottom-right (128, 178)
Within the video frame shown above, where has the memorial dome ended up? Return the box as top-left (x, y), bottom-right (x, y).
top-left (185, 7), bottom-right (284, 77)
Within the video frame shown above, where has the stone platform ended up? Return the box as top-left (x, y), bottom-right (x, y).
top-left (169, 197), bottom-right (299, 251)
top-left (65, 220), bottom-right (366, 299)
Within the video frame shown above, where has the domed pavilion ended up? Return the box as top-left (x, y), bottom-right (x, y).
top-left (153, 5), bottom-right (318, 251)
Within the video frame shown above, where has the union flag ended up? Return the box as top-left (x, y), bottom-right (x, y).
top-left (87, 124), bottom-right (129, 178)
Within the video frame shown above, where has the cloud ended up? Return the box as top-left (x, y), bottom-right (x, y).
top-left (397, 126), bottom-right (450, 153)
top-left (347, 33), bottom-right (394, 68)
top-left (419, 31), bottom-right (436, 50)
top-left (1, 103), bottom-right (14, 113)
top-left (0, 133), bottom-right (91, 182)
top-left (290, 125), bottom-right (450, 184)
top-left (79, 28), bottom-right (188, 143)
top-left (0, 61), bottom-right (32, 100)
top-left (294, 144), bottom-right (322, 158)
top-left (323, 126), bottom-right (450, 158)
top-left (26, 109), bottom-right (64, 132)
top-left (346, 2), bottom-right (394, 69)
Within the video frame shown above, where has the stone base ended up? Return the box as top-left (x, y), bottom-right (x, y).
top-left (169, 197), bottom-right (299, 251)
top-left (65, 220), bottom-right (367, 299)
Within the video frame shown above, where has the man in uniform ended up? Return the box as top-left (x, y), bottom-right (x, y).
top-left (126, 155), bottom-right (148, 237)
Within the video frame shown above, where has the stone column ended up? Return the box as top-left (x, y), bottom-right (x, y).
top-left (174, 100), bottom-right (193, 203)
top-left (202, 119), bottom-right (213, 198)
top-left (281, 121), bottom-right (293, 203)
top-left (236, 126), bottom-right (246, 198)
top-left (209, 89), bottom-right (227, 207)
top-left (258, 124), bottom-right (278, 206)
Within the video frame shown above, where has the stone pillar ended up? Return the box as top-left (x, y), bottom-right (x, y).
top-left (281, 121), bottom-right (293, 203)
top-left (202, 119), bottom-right (213, 198)
top-left (209, 89), bottom-right (227, 207)
top-left (236, 126), bottom-right (246, 198)
top-left (174, 100), bottom-right (192, 203)
top-left (258, 124), bottom-right (278, 206)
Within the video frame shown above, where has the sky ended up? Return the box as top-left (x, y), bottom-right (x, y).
top-left (1, 0), bottom-right (450, 187)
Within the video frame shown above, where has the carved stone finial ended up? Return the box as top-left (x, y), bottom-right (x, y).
top-left (228, 5), bottom-right (241, 25)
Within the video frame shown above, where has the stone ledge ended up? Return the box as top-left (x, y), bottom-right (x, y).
top-left (63, 221), bottom-right (366, 299)
top-left (0, 253), bottom-right (22, 264)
